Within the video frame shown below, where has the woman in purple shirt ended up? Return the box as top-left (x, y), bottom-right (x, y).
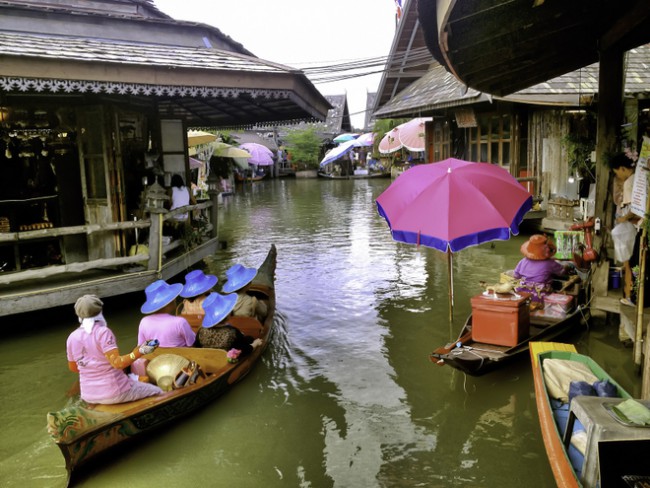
top-left (513, 234), bottom-right (569, 306)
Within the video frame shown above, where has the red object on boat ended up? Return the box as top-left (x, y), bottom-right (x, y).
top-left (470, 294), bottom-right (530, 347)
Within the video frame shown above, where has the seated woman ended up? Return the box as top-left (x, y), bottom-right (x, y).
top-left (194, 292), bottom-right (262, 357)
top-left (66, 294), bottom-right (162, 404)
top-left (179, 269), bottom-right (218, 315)
top-left (513, 234), bottom-right (571, 307)
top-left (138, 280), bottom-right (196, 347)
top-left (221, 263), bottom-right (268, 322)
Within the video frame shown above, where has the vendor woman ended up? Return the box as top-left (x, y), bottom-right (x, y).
top-left (513, 234), bottom-right (571, 306)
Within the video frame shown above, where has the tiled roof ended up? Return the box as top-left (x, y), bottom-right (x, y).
top-left (374, 63), bottom-right (485, 118)
top-left (0, 32), bottom-right (294, 74)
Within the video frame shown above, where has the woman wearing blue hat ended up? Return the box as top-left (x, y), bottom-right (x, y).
top-left (222, 264), bottom-right (268, 322)
top-left (137, 279), bottom-right (196, 347)
top-left (194, 292), bottom-right (263, 355)
top-left (179, 270), bottom-right (218, 315)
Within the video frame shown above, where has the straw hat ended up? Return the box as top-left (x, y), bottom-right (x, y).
top-left (180, 270), bottom-right (218, 298)
top-left (221, 265), bottom-right (257, 294)
top-left (201, 292), bottom-right (238, 328)
top-left (520, 234), bottom-right (557, 260)
top-left (74, 294), bottom-right (103, 318)
top-left (146, 354), bottom-right (190, 391)
top-left (141, 280), bottom-right (183, 314)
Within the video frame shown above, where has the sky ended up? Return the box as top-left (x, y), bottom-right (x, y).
top-left (154, 0), bottom-right (401, 129)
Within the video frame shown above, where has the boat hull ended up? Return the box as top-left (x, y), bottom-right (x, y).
top-left (431, 304), bottom-right (589, 375)
top-left (529, 342), bottom-right (631, 488)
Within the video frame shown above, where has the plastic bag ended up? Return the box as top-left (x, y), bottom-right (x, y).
top-left (568, 380), bottom-right (596, 403)
top-left (593, 379), bottom-right (618, 398)
top-left (611, 221), bottom-right (637, 262)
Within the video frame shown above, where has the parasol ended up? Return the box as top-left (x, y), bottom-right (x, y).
top-left (187, 130), bottom-right (217, 147)
top-left (239, 142), bottom-right (274, 166)
top-left (376, 158), bottom-right (533, 320)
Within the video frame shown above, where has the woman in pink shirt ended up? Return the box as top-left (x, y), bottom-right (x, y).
top-left (138, 279), bottom-right (196, 347)
top-left (66, 295), bottom-right (162, 404)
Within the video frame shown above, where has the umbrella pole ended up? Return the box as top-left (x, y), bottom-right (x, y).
top-left (447, 249), bottom-right (453, 321)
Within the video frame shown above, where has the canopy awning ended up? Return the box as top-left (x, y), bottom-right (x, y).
top-left (0, 32), bottom-right (331, 128)
top-left (417, 0), bottom-right (650, 96)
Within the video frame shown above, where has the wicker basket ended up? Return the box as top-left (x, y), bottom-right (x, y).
top-left (547, 199), bottom-right (576, 220)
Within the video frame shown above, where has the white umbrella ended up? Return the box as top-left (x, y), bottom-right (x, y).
top-left (320, 139), bottom-right (358, 167)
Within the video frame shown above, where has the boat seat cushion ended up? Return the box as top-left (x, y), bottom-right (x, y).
top-left (542, 358), bottom-right (598, 403)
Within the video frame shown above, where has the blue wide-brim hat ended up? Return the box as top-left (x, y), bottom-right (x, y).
top-left (225, 263), bottom-right (244, 278)
top-left (221, 265), bottom-right (257, 294)
top-left (201, 292), bottom-right (238, 328)
top-left (141, 280), bottom-right (183, 314)
top-left (180, 269), bottom-right (218, 298)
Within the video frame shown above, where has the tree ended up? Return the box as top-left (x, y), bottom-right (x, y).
top-left (284, 127), bottom-right (323, 169)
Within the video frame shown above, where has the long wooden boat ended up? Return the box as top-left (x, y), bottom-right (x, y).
top-left (528, 341), bottom-right (650, 487)
top-left (46, 244), bottom-right (277, 486)
top-left (431, 276), bottom-right (589, 375)
top-left (317, 171), bottom-right (389, 180)
top-left (234, 172), bottom-right (265, 183)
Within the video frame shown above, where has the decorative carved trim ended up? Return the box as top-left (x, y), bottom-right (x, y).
top-left (0, 76), bottom-right (291, 100)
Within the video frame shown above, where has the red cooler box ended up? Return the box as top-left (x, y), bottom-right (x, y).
top-left (470, 293), bottom-right (530, 347)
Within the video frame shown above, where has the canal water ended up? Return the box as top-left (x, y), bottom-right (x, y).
top-left (0, 178), bottom-right (639, 488)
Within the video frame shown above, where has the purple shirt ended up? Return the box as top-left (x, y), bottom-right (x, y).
top-left (66, 322), bottom-right (132, 403)
top-left (138, 313), bottom-right (195, 347)
top-left (513, 258), bottom-right (565, 285)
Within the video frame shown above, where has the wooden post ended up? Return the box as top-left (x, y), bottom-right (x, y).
top-left (593, 48), bottom-right (625, 254)
top-left (147, 212), bottom-right (163, 272)
top-left (448, 249), bottom-right (453, 322)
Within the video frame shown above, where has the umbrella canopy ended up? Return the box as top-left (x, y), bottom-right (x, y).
top-left (398, 117), bottom-right (431, 152)
top-left (240, 142), bottom-right (274, 166)
top-left (378, 127), bottom-right (402, 154)
top-left (189, 157), bottom-right (204, 169)
top-left (212, 141), bottom-right (252, 159)
top-left (354, 132), bottom-right (375, 147)
top-left (333, 133), bottom-right (359, 144)
top-left (320, 139), bottom-right (358, 167)
top-left (187, 130), bottom-right (217, 147)
top-left (376, 158), bottom-right (533, 320)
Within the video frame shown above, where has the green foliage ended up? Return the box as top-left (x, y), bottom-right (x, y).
top-left (562, 113), bottom-right (596, 180)
top-left (284, 127), bottom-right (322, 169)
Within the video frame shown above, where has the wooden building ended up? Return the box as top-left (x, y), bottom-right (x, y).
top-left (0, 0), bottom-right (330, 316)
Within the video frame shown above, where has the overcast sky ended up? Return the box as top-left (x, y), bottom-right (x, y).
top-left (154, 0), bottom-right (401, 129)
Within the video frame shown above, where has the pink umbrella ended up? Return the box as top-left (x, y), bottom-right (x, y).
top-left (376, 158), bottom-right (533, 319)
top-left (378, 127), bottom-right (402, 154)
top-left (240, 142), bottom-right (274, 166)
top-left (189, 157), bottom-right (204, 169)
top-left (398, 117), bottom-right (431, 152)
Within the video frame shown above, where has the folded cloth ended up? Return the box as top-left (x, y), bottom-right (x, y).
top-left (613, 399), bottom-right (650, 426)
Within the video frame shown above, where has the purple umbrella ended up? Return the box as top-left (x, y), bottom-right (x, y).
top-left (240, 142), bottom-right (274, 166)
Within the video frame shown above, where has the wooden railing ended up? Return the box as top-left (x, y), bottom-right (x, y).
top-left (0, 201), bottom-right (214, 286)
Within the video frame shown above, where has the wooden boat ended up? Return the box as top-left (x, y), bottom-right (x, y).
top-left (234, 171), bottom-right (265, 183)
top-left (317, 170), bottom-right (389, 180)
top-left (46, 244), bottom-right (277, 485)
top-left (529, 342), bottom-right (650, 487)
top-left (431, 275), bottom-right (589, 375)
